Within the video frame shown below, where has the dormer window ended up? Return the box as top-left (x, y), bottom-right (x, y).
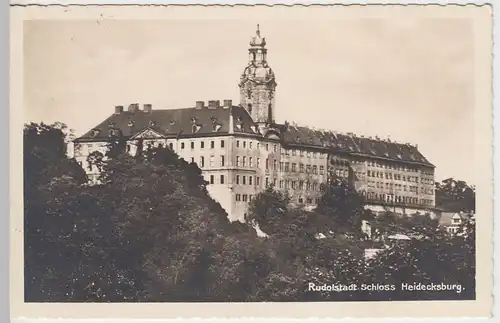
top-left (91, 129), bottom-right (100, 137)
top-left (191, 117), bottom-right (197, 124)
top-left (169, 120), bottom-right (176, 126)
top-left (127, 121), bottom-right (135, 127)
top-left (213, 124), bottom-right (222, 132)
top-left (192, 124), bottom-right (202, 133)
top-left (149, 120), bottom-right (156, 127)
top-left (236, 124), bottom-right (243, 131)
top-left (210, 116), bottom-right (217, 124)
top-left (250, 125), bottom-right (257, 133)
top-left (396, 154), bottom-right (403, 159)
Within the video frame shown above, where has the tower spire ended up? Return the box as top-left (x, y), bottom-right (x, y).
top-left (239, 25), bottom-right (277, 124)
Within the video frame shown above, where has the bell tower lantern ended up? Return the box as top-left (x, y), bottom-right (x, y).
top-left (239, 25), bottom-right (277, 125)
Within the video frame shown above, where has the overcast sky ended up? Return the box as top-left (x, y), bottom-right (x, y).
top-left (23, 16), bottom-right (475, 183)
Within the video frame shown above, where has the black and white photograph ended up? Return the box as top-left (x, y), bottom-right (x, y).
top-left (11, 3), bottom-right (493, 319)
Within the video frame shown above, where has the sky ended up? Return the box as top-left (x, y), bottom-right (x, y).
top-left (23, 16), bottom-right (475, 183)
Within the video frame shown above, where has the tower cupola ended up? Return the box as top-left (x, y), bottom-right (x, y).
top-left (239, 25), bottom-right (277, 125)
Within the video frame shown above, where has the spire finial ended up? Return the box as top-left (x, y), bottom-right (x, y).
top-left (256, 24), bottom-right (260, 36)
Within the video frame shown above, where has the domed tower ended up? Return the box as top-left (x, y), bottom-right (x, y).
top-left (239, 25), bottom-right (277, 125)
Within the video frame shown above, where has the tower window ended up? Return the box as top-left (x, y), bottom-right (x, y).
top-left (248, 103), bottom-right (252, 114)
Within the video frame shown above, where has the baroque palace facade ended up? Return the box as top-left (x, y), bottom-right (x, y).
top-left (73, 26), bottom-right (437, 222)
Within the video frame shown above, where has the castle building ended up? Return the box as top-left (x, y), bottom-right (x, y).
top-left (72, 25), bottom-right (437, 222)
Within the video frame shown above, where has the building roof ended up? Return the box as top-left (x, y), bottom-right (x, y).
top-left (439, 212), bottom-right (474, 227)
top-left (75, 104), bottom-right (433, 167)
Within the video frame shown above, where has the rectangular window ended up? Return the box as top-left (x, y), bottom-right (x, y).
top-left (249, 142), bottom-right (253, 149)
top-left (191, 157), bottom-right (195, 163)
top-left (190, 142), bottom-right (195, 149)
top-left (200, 156), bottom-right (205, 168)
top-left (221, 140), bottom-right (225, 148)
top-left (210, 175), bottom-right (214, 184)
top-left (243, 194), bottom-right (248, 202)
top-left (285, 163), bottom-right (289, 172)
top-left (257, 158), bottom-right (261, 168)
top-left (257, 143), bottom-right (260, 150)
top-left (300, 163), bottom-right (304, 173)
top-left (266, 159), bottom-right (269, 170)
top-left (236, 156), bottom-right (241, 167)
top-left (181, 142), bottom-right (185, 149)
top-left (320, 165), bottom-right (325, 175)
top-left (273, 160), bottom-right (277, 170)
top-left (236, 194), bottom-right (241, 201)
top-left (249, 195), bottom-right (253, 201)
top-left (220, 155), bottom-right (225, 166)
top-left (201, 141), bottom-right (204, 149)
top-left (266, 144), bottom-right (269, 151)
top-left (280, 162), bottom-right (284, 171)
top-left (265, 177), bottom-right (269, 187)
top-left (210, 156), bottom-right (215, 168)
top-left (236, 175), bottom-right (240, 185)
top-left (242, 176), bottom-right (246, 185)
top-left (292, 163), bottom-right (297, 172)
top-left (220, 175), bottom-right (225, 184)
top-left (249, 157), bottom-right (253, 167)
top-left (307, 198), bottom-right (312, 204)
top-left (313, 165), bottom-right (318, 174)
top-left (236, 140), bottom-right (240, 148)
top-left (274, 145), bottom-right (277, 152)
top-left (211, 141), bottom-right (215, 149)
top-left (243, 156), bottom-right (247, 167)
top-left (280, 180), bottom-right (284, 188)
top-left (249, 176), bottom-right (253, 185)
top-left (243, 141), bottom-right (246, 148)
top-left (256, 177), bottom-right (260, 186)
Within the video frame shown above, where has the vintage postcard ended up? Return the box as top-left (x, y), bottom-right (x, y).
top-left (10, 3), bottom-right (493, 319)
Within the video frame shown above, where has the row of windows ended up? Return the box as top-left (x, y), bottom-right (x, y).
top-left (367, 181), bottom-right (434, 194)
top-left (235, 175), bottom-right (260, 186)
top-left (208, 174), bottom-right (226, 185)
top-left (282, 149), bottom-right (324, 159)
top-left (367, 171), bottom-right (434, 185)
top-left (278, 162), bottom-right (325, 174)
top-left (235, 140), bottom-right (277, 152)
top-left (235, 194), bottom-right (254, 202)
top-left (181, 140), bottom-right (224, 150)
top-left (363, 192), bottom-right (432, 206)
top-left (366, 161), bottom-right (427, 174)
top-left (298, 197), bottom-right (320, 204)
top-left (278, 179), bottom-right (321, 191)
top-left (191, 155), bottom-right (225, 168)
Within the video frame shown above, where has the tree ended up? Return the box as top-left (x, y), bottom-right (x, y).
top-left (23, 122), bottom-right (136, 301)
top-left (314, 173), bottom-right (371, 236)
top-left (435, 178), bottom-right (475, 213)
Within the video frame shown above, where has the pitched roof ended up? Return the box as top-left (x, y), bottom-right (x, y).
top-left (439, 212), bottom-right (473, 226)
top-left (75, 105), bottom-right (433, 167)
top-left (281, 124), bottom-right (433, 166)
top-left (75, 105), bottom-right (257, 141)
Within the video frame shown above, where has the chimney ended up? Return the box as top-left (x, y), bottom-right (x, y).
top-left (128, 103), bottom-right (139, 113)
top-left (114, 105), bottom-right (124, 114)
top-left (143, 104), bottom-right (152, 113)
top-left (208, 100), bottom-right (219, 109)
top-left (195, 101), bottom-right (204, 109)
top-left (223, 99), bottom-right (232, 109)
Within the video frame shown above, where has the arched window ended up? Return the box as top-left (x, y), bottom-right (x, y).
top-left (247, 103), bottom-right (252, 114)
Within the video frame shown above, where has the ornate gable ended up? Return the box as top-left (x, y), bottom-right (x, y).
top-left (130, 127), bottom-right (167, 140)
